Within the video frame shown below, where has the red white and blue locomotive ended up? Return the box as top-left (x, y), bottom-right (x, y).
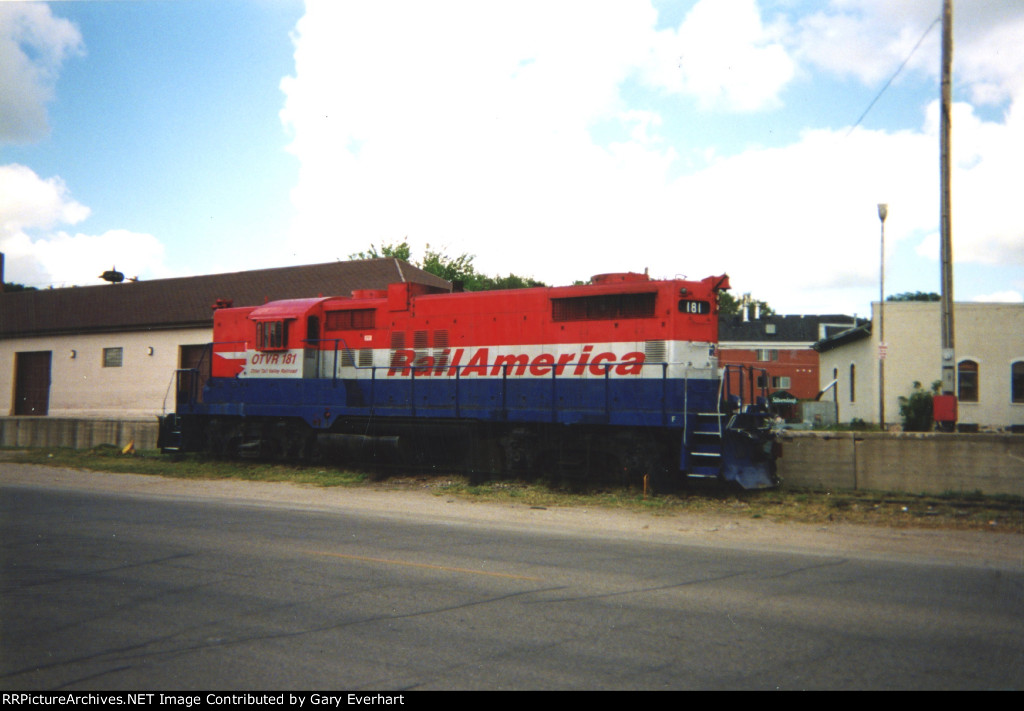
top-left (159, 271), bottom-right (779, 489)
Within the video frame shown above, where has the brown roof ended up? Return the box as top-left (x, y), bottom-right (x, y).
top-left (0, 259), bottom-right (450, 338)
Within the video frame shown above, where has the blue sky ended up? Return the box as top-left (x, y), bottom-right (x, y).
top-left (2, 0), bottom-right (1022, 316)
top-left (1, 0), bottom-right (302, 279)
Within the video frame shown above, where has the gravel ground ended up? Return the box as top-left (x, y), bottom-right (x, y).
top-left (2, 463), bottom-right (1021, 571)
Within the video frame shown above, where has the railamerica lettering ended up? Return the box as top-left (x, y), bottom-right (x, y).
top-left (387, 346), bottom-right (645, 377)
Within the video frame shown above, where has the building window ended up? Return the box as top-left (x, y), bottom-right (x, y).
top-left (103, 347), bottom-right (123, 368)
top-left (958, 360), bottom-right (979, 403)
top-left (849, 364), bottom-right (856, 403)
top-left (1011, 361), bottom-right (1024, 404)
top-left (756, 349), bottom-right (779, 362)
top-left (772, 376), bottom-right (791, 389)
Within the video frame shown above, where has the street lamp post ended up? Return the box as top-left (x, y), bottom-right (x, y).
top-left (878, 203), bottom-right (888, 429)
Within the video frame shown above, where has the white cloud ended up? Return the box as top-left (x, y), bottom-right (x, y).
top-left (30, 228), bottom-right (166, 287)
top-left (279, 0), bottom-right (1024, 315)
top-left (657, 124), bottom-right (942, 312)
top-left (794, 1), bottom-right (939, 86)
top-left (280, 1), bottom-right (664, 259)
top-left (940, 95), bottom-right (1024, 266)
top-left (279, 1), bottom-right (797, 262)
top-left (0, 163), bottom-right (89, 231)
top-left (650, 0), bottom-right (795, 111)
top-left (0, 164), bottom-right (164, 288)
top-left (795, 0), bottom-right (1024, 107)
top-left (0, 2), bottom-right (83, 143)
top-left (972, 290), bottom-right (1023, 304)
top-left (949, 1), bottom-right (1024, 107)
top-left (0, 11), bottom-right (166, 288)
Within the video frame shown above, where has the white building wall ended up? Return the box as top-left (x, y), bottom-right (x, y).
top-left (819, 329), bottom-right (876, 425)
top-left (820, 301), bottom-right (1024, 429)
top-left (1, 328), bottom-right (210, 419)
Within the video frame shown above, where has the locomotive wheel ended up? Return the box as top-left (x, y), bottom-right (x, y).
top-left (399, 438), bottom-right (430, 468)
top-left (500, 428), bottom-right (537, 476)
top-left (207, 420), bottom-right (243, 458)
top-left (304, 437), bottom-right (323, 464)
top-left (293, 429), bottom-right (320, 463)
top-left (467, 437), bottom-right (505, 483)
top-left (614, 431), bottom-right (672, 491)
top-left (268, 423), bottom-right (291, 461)
top-left (270, 422), bottom-right (316, 462)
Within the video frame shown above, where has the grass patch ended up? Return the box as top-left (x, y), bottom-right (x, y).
top-left (6, 446), bottom-right (367, 487)
top-left (3, 446), bottom-right (1021, 534)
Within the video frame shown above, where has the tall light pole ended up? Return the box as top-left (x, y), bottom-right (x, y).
top-left (878, 203), bottom-right (888, 429)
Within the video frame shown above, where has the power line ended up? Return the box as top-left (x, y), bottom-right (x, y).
top-left (845, 15), bottom-right (941, 137)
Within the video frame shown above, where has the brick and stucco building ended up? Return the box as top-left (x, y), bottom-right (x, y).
top-left (0, 259), bottom-right (449, 419)
top-left (814, 301), bottom-right (1024, 430)
top-left (718, 313), bottom-right (863, 405)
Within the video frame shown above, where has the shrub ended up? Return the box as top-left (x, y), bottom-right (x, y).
top-left (898, 381), bottom-right (941, 432)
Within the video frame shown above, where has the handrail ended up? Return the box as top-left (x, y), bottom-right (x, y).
top-left (162, 368), bottom-right (201, 414)
top-left (721, 363), bottom-right (771, 411)
top-left (270, 346), bottom-right (717, 425)
top-left (380, 357), bottom-right (685, 424)
top-left (161, 371), bottom-right (179, 415)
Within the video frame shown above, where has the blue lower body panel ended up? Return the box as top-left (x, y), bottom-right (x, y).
top-left (165, 368), bottom-right (780, 489)
top-left (186, 375), bottom-right (720, 431)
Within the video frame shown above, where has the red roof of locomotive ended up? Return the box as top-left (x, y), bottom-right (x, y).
top-left (213, 273), bottom-right (727, 351)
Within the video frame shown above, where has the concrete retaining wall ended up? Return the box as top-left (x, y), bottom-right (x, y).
top-left (0, 417), bottom-right (158, 451)
top-left (2, 417), bottom-right (1022, 496)
top-left (778, 431), bottom-right (1024, 496)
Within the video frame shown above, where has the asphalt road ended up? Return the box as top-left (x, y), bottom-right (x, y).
top-left (1, 468), bottom-right (1021, 690)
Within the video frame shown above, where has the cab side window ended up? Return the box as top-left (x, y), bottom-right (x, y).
top-left (257, 320), bottom-right (287, 350)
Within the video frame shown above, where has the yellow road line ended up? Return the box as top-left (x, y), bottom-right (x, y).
top-left (309, 550), bottom-right (543, 581)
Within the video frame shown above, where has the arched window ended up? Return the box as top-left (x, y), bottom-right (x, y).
top-left (1012, 361), bottom-right (1024, 404)
top-left (849, 363), bottom-right (856, 403)
top-left (958, 360), bottom-right (979, 403)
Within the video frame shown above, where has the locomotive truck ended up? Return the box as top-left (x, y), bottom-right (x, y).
top-left (159, 271), bottom-right (779, 489)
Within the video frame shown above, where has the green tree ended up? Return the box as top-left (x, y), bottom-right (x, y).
top-left (419, 246), bottom-right (483, 289)
top-left (718, 291), bottom-right (774, 318)
top-left (349, 241), bottom-right (412, 261)
top-left (485, 273), bottom-right (547, 290)
top-left (887, 291), bottom-right (940, 302)
top-left (350, 241), bottom-right (544, 291)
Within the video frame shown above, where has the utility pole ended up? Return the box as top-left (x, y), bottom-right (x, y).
top-left (878, 203), bottom-right (888, 429)
top-left (939, 0), bottom-right (956, 396)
